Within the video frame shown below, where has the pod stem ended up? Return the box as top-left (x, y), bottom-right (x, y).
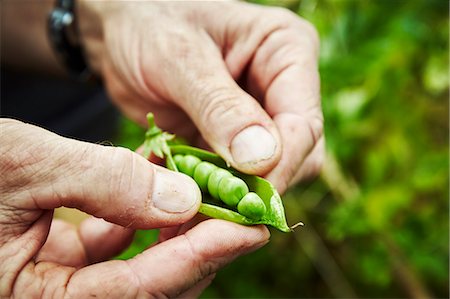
top-left (290, 222), bottom-right (305, 230)
top-left (142, 113), bottom-right (177, 171)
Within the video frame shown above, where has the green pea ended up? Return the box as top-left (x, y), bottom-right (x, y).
top-left (218, 177), bottom-right (249, 207)
top-left (173, 154), bottom-right (184, 168)
top-left (207, 168), bottom-right (232, 199)
top-left (193, 161), bottom-right (217, 192)
top-left (237, 192), bottom-right (267, 220)
top-left (178, 155), bottom-right (201, 177)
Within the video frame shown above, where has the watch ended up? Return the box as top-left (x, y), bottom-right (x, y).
top-left (48, 0), bottom-right (96, 82)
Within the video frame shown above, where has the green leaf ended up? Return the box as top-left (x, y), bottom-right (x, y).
top-left (142, 113), bottom-right (177, 170)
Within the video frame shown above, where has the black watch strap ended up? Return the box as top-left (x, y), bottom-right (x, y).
top-left (48, 0), bottom-right (96, 82)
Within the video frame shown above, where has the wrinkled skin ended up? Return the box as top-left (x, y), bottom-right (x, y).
top-left (78, 1), bottom-right (324, 191)
top-left (0, 119), bottom-right (269, 298)
top-left (1, 1), bottom-right (322, 298)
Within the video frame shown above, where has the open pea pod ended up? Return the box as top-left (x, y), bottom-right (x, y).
top-left (142, 113), bottom-right (300, 232)
top-left (169, 145), bottom-right (292, 232)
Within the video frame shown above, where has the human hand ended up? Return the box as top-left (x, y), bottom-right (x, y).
top-left (0, 119), bottom-right (269, 298)
top-left (77, 1), bottom-right (324, 193)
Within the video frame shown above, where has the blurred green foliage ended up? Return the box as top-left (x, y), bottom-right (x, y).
top-left (114, 0), bottom-right (449, 297)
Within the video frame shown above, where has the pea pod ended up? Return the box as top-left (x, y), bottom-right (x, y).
top-left (143, 113), bottom-right (300, 232)
top-left (169, 145), bottom-right (293, 232)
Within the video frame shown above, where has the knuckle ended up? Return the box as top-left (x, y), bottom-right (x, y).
top-left (260, 8), bottom-right (320, 56)
top-left (106, 147), bottom-right (139, 201)
top-left (0, 126), bottom-right (57, 198)
top-left (312, 115), bottom-right (324, 144)
top-left (266, 7), bottom-right (299, 25)
top-left (301, 149), bottom-right (324, 181)
top-left (11, 263), bottom-right (75, 299)
top-left (286, 160), bottom-right (301, 188)
top-left (65, 260), bottom-right (141, 298)
top-left (302, 137), bottom-right (325, 181)
top-left (312, 140), bottom-right (326, 176)
top-left (306, 146), bottom-right (325, 178)
top-left (199, 261), bottom-right (217, 281)
top-left (310, 156), bottom-right (324, 177)
top-left (299, 19), bottom-right (320, 51)
top-left (197, 87), bottom-right (244, 126)
top-left (255, 7), bottom-right (298, 35)
top-left (306, 109), bottom-right (324, 145)
top-left (183, 234), bottom-right (218, 280)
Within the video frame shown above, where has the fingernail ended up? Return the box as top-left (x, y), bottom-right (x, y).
top-left (230, 125), bottom-right (276, 164)
top-left (152, 169), bottom-right (200, 213)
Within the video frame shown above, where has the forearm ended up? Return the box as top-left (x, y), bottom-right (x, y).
top-left (1, 0), bottom-right (66, 75)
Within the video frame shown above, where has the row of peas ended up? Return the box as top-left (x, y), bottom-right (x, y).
top-left (173, 154), bottom-right (267, 220)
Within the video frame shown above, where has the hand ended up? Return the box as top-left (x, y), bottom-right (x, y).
top-left (78, 1), bottom-right (324, 193)
top-left (0, 119), bottom-right (269, 298)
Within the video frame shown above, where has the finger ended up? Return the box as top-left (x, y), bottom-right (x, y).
top-left (159, 32), bottom-right (282, 175)
top-left (128, 220), bottom-right (269, 297)
top-left (0, 210), bottom-right (53, 296)
top-left (36, 218), bottom-right (135, 267)
top-left (246, 17), bottom-right (323, 192)
top-left (35, 220), bottom-right (87, 267)
top-left (266, 112), bottom-right (322, 193)
top-left (178, 274), bottom-right (216, 298)
top-left (65, 220), bottom-right (269, 298)
top-left (79, 217), bottom-right (135, 263)
top-left (290, 136), bottom-right (325, 185)
top-left (158, 225), bottom-right (182, 243)
top-left (158, 214), bottom-right (209, 242)
top-left (2, 119), bottom-right (201, 228)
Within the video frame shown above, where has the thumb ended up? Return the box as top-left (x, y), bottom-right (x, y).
top-left (1, 119), bottom-right (201, 228)
top-left (167, 41), bottom-right (281, 175)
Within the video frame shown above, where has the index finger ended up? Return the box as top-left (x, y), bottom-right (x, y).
top-left (65, 220), bottom-right (269, 297)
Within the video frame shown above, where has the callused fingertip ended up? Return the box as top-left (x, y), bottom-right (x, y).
top-left (230, 125), bottom-right (280, 174)
top-left (152, 167), bottom-right (201, 214)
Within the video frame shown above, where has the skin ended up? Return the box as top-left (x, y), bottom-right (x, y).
top-left (1, 0), bottom-right (322, 297)
top-left (0, 119), bottom-right (269, 298)
top-left (3, 1), bottom-right (323, 189)
top-left (76, 0), bottom-right (324, 191)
